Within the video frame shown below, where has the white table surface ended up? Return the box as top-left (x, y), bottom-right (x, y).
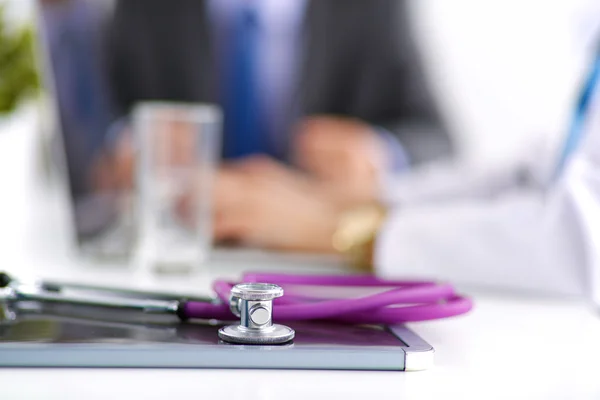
top-left (1, 109), bottom-right (600, 399)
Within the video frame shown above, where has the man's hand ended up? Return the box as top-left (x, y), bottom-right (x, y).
top-left (90, 118), bottom-right (199, 193)
top-left (294, 116), bottom-right (388, 205)
top-left (90, 129), bottom-right (134, 193)
top-left (213, 156), bottom-right (341, 252)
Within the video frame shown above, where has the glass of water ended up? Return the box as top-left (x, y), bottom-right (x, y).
top-left (134, 102), bottom-right (221, 272)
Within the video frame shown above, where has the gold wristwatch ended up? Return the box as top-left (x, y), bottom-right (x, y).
top-left (331, 203), bottom-right (388, 271)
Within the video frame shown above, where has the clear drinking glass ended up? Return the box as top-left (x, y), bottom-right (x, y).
top-left (134, 102), bottom-right (222, 272)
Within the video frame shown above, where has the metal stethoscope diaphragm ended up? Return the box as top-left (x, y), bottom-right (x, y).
top-left (219, 283), bottom-right (295, 345)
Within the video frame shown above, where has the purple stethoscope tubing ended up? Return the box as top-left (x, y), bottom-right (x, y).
top-left (183, 273), bottom-right (473, 324)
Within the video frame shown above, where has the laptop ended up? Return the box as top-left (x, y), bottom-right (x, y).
top-left (35, 0), bottom-right (137, 258)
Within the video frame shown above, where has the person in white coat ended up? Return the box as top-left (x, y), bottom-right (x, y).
top-left (373, 51), bottom-right (600, 299)
top-left (212, 50), bottom-right (600, 303)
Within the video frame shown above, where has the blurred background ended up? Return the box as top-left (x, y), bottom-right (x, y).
top-left (1, 0), bottom-right (600, 267)
top-left (3, 0), bottom-right (598, 158)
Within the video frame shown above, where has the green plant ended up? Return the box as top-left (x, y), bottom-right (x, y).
top-left (0, 4), bottom-right (39, 114)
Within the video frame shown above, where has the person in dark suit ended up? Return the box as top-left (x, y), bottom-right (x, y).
top-left (102, 0), bottom-right (453, 206)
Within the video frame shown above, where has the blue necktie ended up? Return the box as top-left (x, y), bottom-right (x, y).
top-left (222, 3), bottom-right (267, 159)
top-left (555, 53), bottom-right (600, 176)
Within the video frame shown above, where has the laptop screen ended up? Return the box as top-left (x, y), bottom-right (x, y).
top-left (36, 0), bottom-right (133, 255)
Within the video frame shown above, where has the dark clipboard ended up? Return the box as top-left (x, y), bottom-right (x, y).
top-left (0, 304), bottom-right (433, 371)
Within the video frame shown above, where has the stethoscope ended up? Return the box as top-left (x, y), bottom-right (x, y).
top-left (0, 271), bottom-right (473, 345)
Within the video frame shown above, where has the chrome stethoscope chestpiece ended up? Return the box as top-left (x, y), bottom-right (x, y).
top-left (218, 283), bottom-right (295, 345)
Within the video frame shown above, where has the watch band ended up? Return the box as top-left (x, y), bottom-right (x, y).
top-left (331, 203), bottom-right (388, 271)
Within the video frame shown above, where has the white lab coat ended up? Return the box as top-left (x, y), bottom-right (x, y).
top-left (375, 94), bottom-right (600, 301)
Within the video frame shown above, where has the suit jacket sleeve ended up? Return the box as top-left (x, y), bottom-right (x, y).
top-left (304, 0), bottom-right (454, 166)
top-left (106, 0), bottom-right (213, 118)
top-left (361, 0), bottom-right (453, 165)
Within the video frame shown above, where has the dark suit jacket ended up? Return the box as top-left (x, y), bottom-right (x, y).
top-left (108, 0), bottom-right (453, 165)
